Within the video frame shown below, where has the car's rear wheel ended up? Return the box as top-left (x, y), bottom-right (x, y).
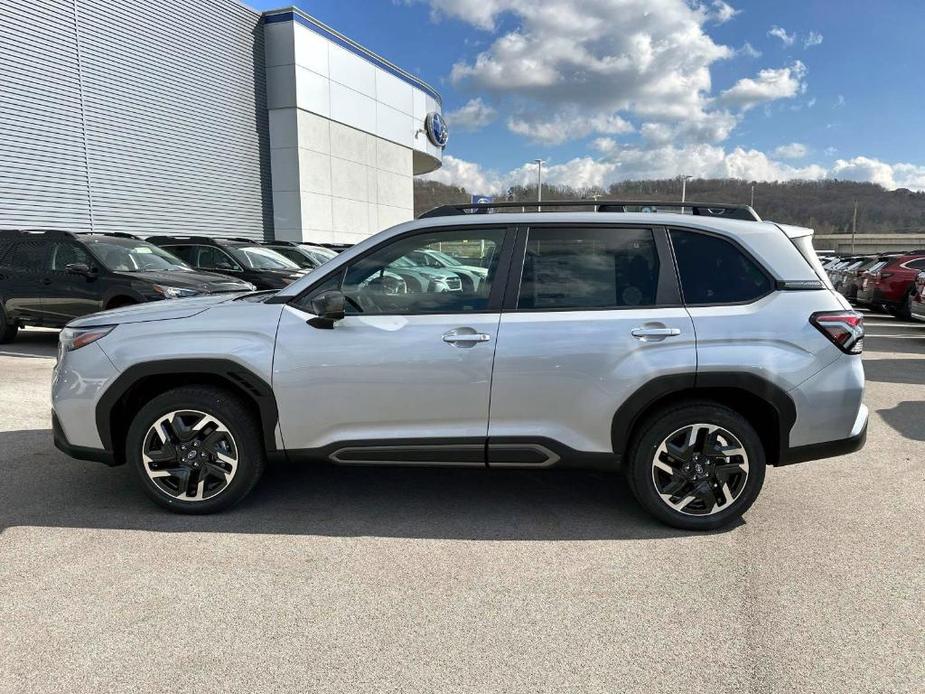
top-left (0, 304), bottom-right (18, 344)
top-left (626, 402), bottom-right (766, 530)
top-left (126, 386), bottom-right (265, 514)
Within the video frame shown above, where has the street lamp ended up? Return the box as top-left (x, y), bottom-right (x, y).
top-left (533, 158), bottom-right (545, 209)
top-left (680, 174), bottom-right (693, 202)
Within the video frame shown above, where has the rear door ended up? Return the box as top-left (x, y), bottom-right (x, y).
top-left (1, 239), bottom-right (50, 323)
top-left (487, 225), bottom-right (696, 462)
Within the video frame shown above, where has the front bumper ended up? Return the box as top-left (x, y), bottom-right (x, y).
top-left (52, 410), bottom-right (116, 466)
top-left (778, 404), bottom-right (868, 466)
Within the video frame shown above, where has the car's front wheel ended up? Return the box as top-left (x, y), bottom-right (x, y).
top-left (626, 402), bottom-right (766, 530)
top-left (126, 386), bottom-right (265, 514)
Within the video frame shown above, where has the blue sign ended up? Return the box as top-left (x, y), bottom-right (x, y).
top-left (471, 195), bottom-right (493, 213)
top-left (425, 112), bottom-right (449, 148)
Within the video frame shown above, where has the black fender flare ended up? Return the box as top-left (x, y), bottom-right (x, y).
top-left (611, 372), bottom-right (797, 463)
top-left (96, 358), bottom-right (279, 457)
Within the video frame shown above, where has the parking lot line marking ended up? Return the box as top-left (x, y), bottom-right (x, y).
top-left (864, 334), bottom-right (925, 338)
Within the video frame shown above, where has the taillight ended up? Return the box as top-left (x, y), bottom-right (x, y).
top-left (810, 311), bottom-right (864, 354)
top-left (878, 271), bottom-right (894, 280)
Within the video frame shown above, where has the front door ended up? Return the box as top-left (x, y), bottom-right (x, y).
top-left (42, 241), bottom-right (105, 325)
top-left (488, 224), bottom-right (697, 462)
top-left (273, 226), bottom-right (511, 463)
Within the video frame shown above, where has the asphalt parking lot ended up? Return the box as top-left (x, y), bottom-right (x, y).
top-left (1, 311), bottom-right (922, 693)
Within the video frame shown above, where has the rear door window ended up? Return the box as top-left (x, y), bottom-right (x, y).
top-left (49, 242), bottom-right (91, 271)
top-left (7, 241), bottom-right (48, 272)
top-left (670, 229), bottom-right (772, 305)
top-left (517, 227), bottom-right (659, 309)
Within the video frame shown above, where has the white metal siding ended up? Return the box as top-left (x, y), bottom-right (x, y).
top-left (0, 0), bottom-right (272, 240)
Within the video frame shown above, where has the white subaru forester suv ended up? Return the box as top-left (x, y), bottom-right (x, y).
top-left (52, 201), bottom-right (867, 530)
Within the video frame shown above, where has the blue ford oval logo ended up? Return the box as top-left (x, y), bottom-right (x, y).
top-left (425, 112), bottom-right (449, 148)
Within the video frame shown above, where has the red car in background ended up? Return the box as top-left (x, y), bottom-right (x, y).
top-left (856, 251), bottom-right (925, 318)
top-left (911, 271), bottom-right (925, 322)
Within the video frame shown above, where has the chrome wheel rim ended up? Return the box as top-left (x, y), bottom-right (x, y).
top-left (141, 410), bottom-right (238, 502)
top-left (651, 423), bottom-right (749, 516)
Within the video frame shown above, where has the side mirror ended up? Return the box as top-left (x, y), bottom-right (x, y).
top-left (307, 290), bottom-right (346, 329)
top-left (65, 263), bottom-right (95, 277)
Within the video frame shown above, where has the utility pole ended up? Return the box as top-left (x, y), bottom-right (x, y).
top-left (851, 200), bottom-right (858, 253)
top-left (750, 184), bottom-right (755, 208)
top-left (533, 159), bottom-right (545, 210)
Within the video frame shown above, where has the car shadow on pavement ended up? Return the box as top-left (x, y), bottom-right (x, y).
top-left (863, 358), bottom-right (925, 386)
top-left (0, 330), bottom-right (58, 359)
top-left (0, 429), bottom-right (738, 540)
top-left (876, 401), bottom-right (925, 442)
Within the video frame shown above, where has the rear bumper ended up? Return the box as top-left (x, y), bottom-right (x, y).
top-left (52, 410), bottom-right (117, 466)
top-left (778, 404), bottom-right (868, 466)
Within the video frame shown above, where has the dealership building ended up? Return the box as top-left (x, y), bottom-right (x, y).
top-left (0, 0), bottom-right (445, 244)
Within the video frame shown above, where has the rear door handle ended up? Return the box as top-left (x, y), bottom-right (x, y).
top-left (631, 327), bottom-right (681, 338)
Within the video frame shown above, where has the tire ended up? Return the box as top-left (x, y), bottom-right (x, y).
top-left (896, 293), bottom-right (914, 321)
top-left (126, 385), bottom-right (266, 514)
top-left (0, 304), bottom-right (18, 344)
top-left (626, 401), bottom-right (766, 531)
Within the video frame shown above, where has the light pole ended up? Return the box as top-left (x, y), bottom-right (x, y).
top-left (680, 174), bottom-right (693, 202)
top-left (533, 158), bottom-right (545, 209)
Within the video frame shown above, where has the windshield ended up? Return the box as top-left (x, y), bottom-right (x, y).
top-left (90, 240), bottom-right (190, 272)
top-left (303, 247), bottom-right (337, 265)
top-left (229, 246), bottom-right (301, 270)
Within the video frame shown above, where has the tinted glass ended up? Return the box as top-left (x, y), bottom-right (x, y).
top-left (199, 246), bottom-right (240, 271)
top-left (906, 258), bottom-right (925, 270)
top-left (273, 247), bottom-right (313, 268)
top-left (517, 227), bottom-right (659, 310)
top-left (671, 230), bottom-right (771, 304)
top-left (49, 242), bottom-right (91, 271)
top-left (163, 245), bottom-right (196, 264)
top-left (229, 246), bottom-right (299, 270)
top-left (335, 228), bottom-right (505, 314)
top-left (8, 241), bottom-right (47, 271)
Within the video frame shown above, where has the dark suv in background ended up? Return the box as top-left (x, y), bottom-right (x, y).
top-left (0, 230), bottom-right (254, 343)
top-left (147, 236), bottom-right (307, 290)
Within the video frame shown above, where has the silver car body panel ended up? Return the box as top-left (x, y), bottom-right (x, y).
top-left (273, 305), bottom-right (500, 450)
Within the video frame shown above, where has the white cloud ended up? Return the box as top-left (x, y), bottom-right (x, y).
top-left (422, 154), bottom-right (504, 193)
top-left (773, 142), bottom-right (808, 159)
top-left (419, 0), bottom-right (735, 146)
top-left (591, 137), bottom-right (619, 153)
top-left (737, 42), bottom-right (762, 59)
top-left (720, 61), bottom-right (807, 110)
top-left (804, 31), bottom-right (824, 48)
top-left (768, 25), bottom-right (796, 46)
top-left (824, 146), bottom-right (838, 156)
top-left (707, 1), bottom-right (739, 24)
top-left (507, 112), bottom-right (633, 145)
top-left (829, 156), bottom-right (925, 190)
top-left (835, 94), bottom-right (846, 107)
top-left (445, 98), bottom-right (497, 131)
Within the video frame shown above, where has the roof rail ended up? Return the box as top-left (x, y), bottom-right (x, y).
top-left (418, 199), bottom-right (762, 222)
top-left (261, 240), bottom-right (298, 246)
top-left (0, 228), bottom-right (77, 238)
top-left (74, 231), bottom-right (141, 240)
top-left (145, 235), bottom-right (214, 244)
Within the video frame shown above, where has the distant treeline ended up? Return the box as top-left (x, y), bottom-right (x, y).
top-left (414, 178), bottom-right (925, 234)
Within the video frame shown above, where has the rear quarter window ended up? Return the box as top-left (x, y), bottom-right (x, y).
top-left (670, 229), bottom-right (772, 305)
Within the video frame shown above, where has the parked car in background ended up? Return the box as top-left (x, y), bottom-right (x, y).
top-left (0, 230), bottom-right (254, 343)
top-left (829, 255), bottom-right (868, 294)
top-left (147, 236), bottom-right (307, 290)
top-left (405, 248), bottom-right (489, 292)
top-left (260, 241), bottom-right (339, 270)
top-left (855, 251), bottom-right (925, 318)
top-left (52, 200), bottom-right (867, 531)
top-left (908, 271), bottom-right (925, 322)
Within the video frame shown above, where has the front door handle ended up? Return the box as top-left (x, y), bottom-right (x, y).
top-left (442, 329), bottom-right (491, 346)
top-left (631, 327), bottom-right (681, 338)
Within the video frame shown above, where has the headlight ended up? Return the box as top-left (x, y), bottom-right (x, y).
top-left (152, 284), bottom-right (203, 299)
top-left (59, 325), bottom-right (116, 352)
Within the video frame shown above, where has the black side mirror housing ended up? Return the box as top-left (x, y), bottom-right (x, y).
top-left (307, 290), bottom-right (346, 329)
top-left (65, 263), bottom-right (95, 277)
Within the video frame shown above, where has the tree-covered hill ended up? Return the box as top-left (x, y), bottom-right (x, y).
top-left (414, 178), bottom-right (925, 234)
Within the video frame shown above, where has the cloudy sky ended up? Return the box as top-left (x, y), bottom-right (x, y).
top-left (257, 0), bottom-right (925, 193)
